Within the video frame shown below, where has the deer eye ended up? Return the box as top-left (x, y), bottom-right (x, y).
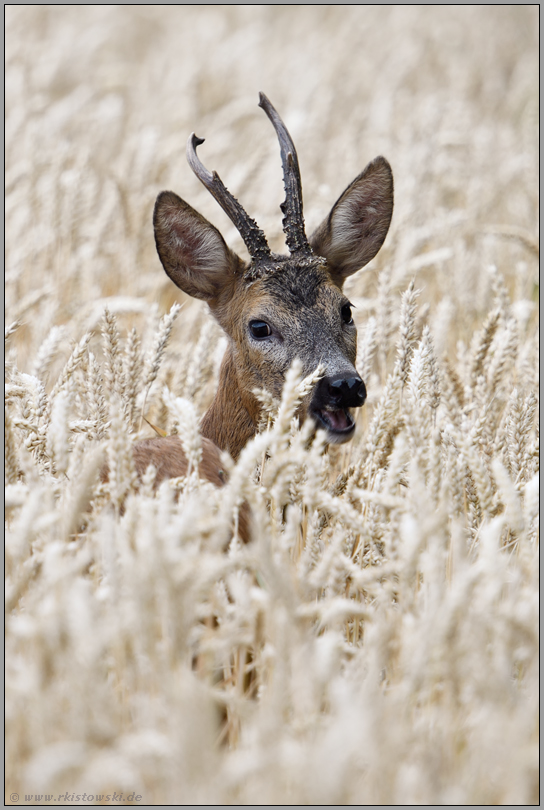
top-left (341, 303), bottom-right (354, 325)
top-left (249, 320), bottom-right (272, 339)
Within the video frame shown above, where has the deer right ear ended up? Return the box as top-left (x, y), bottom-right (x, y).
top-left (153, 190), bottom-right (241, 302)
top-left (310, 156), bottom-right (394, 286)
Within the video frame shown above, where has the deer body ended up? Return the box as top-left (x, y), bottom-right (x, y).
top-left (134, 93), bottom-right (394, 491)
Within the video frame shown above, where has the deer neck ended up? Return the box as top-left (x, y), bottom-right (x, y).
top-left (200, 346), bottom-right (261, 460)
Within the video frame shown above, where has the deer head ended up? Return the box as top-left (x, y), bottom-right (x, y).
top-left (153, 93), bottom-right (393, 459)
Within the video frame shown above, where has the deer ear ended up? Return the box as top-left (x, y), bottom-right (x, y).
top-left (153, 190), bottom-right (241, 302)
top-left (310, 156), bottom-right (393, 286)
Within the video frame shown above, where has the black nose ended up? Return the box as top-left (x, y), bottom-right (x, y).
top-left (326, 375), bottom-right (366, 408)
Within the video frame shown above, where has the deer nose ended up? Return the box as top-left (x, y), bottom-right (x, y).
top-left (326, 375), bottom-right (366, 408)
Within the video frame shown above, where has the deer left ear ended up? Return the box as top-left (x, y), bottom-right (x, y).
top-left (310, 156), bottom-right (393, 286)
top-left (153, 190), bottom-right (242, 303)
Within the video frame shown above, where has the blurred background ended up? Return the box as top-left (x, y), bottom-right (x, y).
top-left (5, 8), bottom-right (539, 804)
top-left (6, 5), bottom-right (538, 372)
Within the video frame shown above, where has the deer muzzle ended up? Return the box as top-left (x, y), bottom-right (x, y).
top-left (309, 373), bottom-right (366, 443)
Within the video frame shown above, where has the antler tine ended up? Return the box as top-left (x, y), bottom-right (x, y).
top-left (258, 92), bottom-right (312, 257)
top-left (186, 133), bottom-right (271, 261)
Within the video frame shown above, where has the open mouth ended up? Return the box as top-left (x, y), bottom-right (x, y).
top-left (311, 406), bottom-right (355, 441)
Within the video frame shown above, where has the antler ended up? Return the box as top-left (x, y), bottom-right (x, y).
top-left (186, 133), bottom-right (271, 262)
top-left (258, 92), bottom-right (312, 258)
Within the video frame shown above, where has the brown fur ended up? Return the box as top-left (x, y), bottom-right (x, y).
top-left (133, 435), bottom-right (227, 487)
top-left (102, 435), bottom-right (251, 544)
top-left (200, 350), bottom-right (261, 460)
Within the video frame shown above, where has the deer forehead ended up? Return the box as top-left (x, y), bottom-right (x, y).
top-left (234, 262), bottom-right (345, 323)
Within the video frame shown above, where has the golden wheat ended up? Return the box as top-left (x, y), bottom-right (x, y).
top-left (5, 5), bottom-right (539, 805)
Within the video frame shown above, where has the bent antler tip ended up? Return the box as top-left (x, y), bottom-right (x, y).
top-left (190, 133), bottom-right (205, 148)
top-left (186, 133), bottom-right (213, 184)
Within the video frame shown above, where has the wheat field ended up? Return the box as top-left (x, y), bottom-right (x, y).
top-left (5, 6), bottom-right (539, 806)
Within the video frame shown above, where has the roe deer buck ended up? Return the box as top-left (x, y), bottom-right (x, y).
top-left (132, 93), bottom-right (393, 491)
